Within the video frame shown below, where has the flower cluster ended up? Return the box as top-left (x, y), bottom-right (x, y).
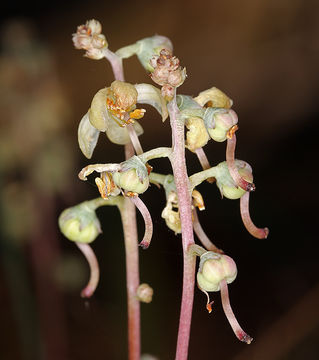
top-left (59, 19), bottom-right (269, 359)
top-left (150, 49), bottom-right (186, 100)
top-left (72, 19), bottom-right (108, 59)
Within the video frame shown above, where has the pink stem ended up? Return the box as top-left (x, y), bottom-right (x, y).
top-left (107, 50), bottom-right (141, 360)
top-left (127, 124), bottom-right (143, 155)
top-left (129, 196), bottom-right (153, 249)
top-left (168, 97), bottom-right (196, 360)
top-left (103, 48), bottom-right (125, 81)
top-left (195, 148), bottom-right (215, 183)
top-left (240, 192), bottom-right (269, 239)
top-left (226, 134), bottom-right (255, 192)
top-left (220, 279), bottom-right (253, 344)
top-left (122, 143), bottom-right (141, 360)
top-left (192, 208), bottom-right (223, 253)
top-left (76, 242), bottom-right (100, 298)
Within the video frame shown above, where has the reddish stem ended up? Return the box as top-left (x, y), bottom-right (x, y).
top-left (127, 124), bottom-right (143, 155)
top-left (220, 279), bottom-right (253, 344)
top-left (76, 243), bottom-right (100, 298)
top-left (106, 51), bottom-right (141, 360)
top-left (226, 134), bottom-right (255, 192)
top-left (195, 148), bottom-right (215, 183)
top-left (129, 195), bottom-right (153, 249)
top-left (168, 97), bottom-right (196, 360)
top-left (121, 143), bottom-right (141, 360)
top-left (192, 208), bottom-right (223, 253)
top-left (240, 192), bottom-right (269, 239)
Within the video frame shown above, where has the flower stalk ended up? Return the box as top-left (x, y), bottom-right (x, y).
top-left (167, 96), bottom-right (197, 360)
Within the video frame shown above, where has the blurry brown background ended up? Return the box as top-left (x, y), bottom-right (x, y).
top-left (1, 0), bottom-right (318, 359)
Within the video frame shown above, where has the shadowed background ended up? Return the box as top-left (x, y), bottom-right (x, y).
top-left (1, 0), bottom-right (318, 359)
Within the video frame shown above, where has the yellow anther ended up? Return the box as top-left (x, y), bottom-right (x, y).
top-left (95, 172), bottom-right (117, 199)
top-left (129, 108), bottom-right (146, 120)
top-left (192, 189), bottom-right (205, 211)
top-left (226, 124), bottom-right (238, 139)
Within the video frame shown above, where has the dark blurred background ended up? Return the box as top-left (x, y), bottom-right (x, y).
top-left (1, 0), bottom-right (318, 359)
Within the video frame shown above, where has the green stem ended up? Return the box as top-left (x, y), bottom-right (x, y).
top-left (139, 146), bottom-right (172, 163)
top-left (189, 166), bottom-right (218, 190)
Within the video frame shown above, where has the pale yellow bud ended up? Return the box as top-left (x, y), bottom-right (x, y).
top-left (136, 283), bottom-right (154, 303)
top-left (197, 253), bottom-right (237, 292)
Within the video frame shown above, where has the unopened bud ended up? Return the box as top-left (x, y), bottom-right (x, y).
top-left (72, 19), bottom-right (108, 60)
top-left (215, 160), bottom-right (253, 199)
top-left (58, 202), bottom-right (101, 243)
top-left (205, 109), bottom-right (238, 142)
top-left (136, 283), bottom-right (154, 303)
top-left (197, 252), bottom-right (237, 292)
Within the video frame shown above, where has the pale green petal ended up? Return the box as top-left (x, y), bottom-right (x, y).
top-left (135, 83), bottom-right (168, 122)
top-left (78, 112), bottom-right (100, 159)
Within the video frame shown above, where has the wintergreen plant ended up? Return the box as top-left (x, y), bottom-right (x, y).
top-left (59, 19), bottom-right (269, 360)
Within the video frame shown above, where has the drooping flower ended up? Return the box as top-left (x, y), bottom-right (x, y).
top-left (196, 250), bottom-right (253, 344)
top-left (78, 81), bottom-right (168, 158)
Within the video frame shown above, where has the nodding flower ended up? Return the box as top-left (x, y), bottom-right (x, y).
top-left (196, 249), bottom-right (253, 344)
top-left (58, 202), bottom-right (101, 298)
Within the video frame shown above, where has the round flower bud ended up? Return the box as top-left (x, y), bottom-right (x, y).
top-left (207, 109), bottom-right (238, 142)
top-left (218, 161), bottom-right (253, 199)
top-left (136, 283), bottom-right (154, 303)
top-left (197, 252), bottom-right (237, 292)
top-left (58, 202), bottom-right (101, 244)
top-left (112, 169), bottom-right (149, 194)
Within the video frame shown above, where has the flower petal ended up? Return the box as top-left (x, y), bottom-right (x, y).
top-left (78, 112), bottom-right (100, 159)
top-left (135, 83), bottom-right (168, 122)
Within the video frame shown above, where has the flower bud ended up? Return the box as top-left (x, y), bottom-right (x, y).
top-left (113, 169), bottom-right (149, 194)
top-left (150, 49), bottom-right (186, 88)
top-left (197, 252), bottom-right (237, 292)
top-left (112, 156), bottom-right (149, 194)
top-left (205, 108), bottom-right (238, 142)
top-left (72, 19), bottom-right (108, 60)
top-left (215, 160), bottom-right (253, 199)
top-left (58, 202), bottom-right (101, 243)
top-left (136, 283), bottom-right (154, 303)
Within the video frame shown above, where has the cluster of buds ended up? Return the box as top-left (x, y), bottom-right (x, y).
top-left (72, 19), bottom-right (108, 60)
top-left (150, 49), bottom-right (186, 101)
